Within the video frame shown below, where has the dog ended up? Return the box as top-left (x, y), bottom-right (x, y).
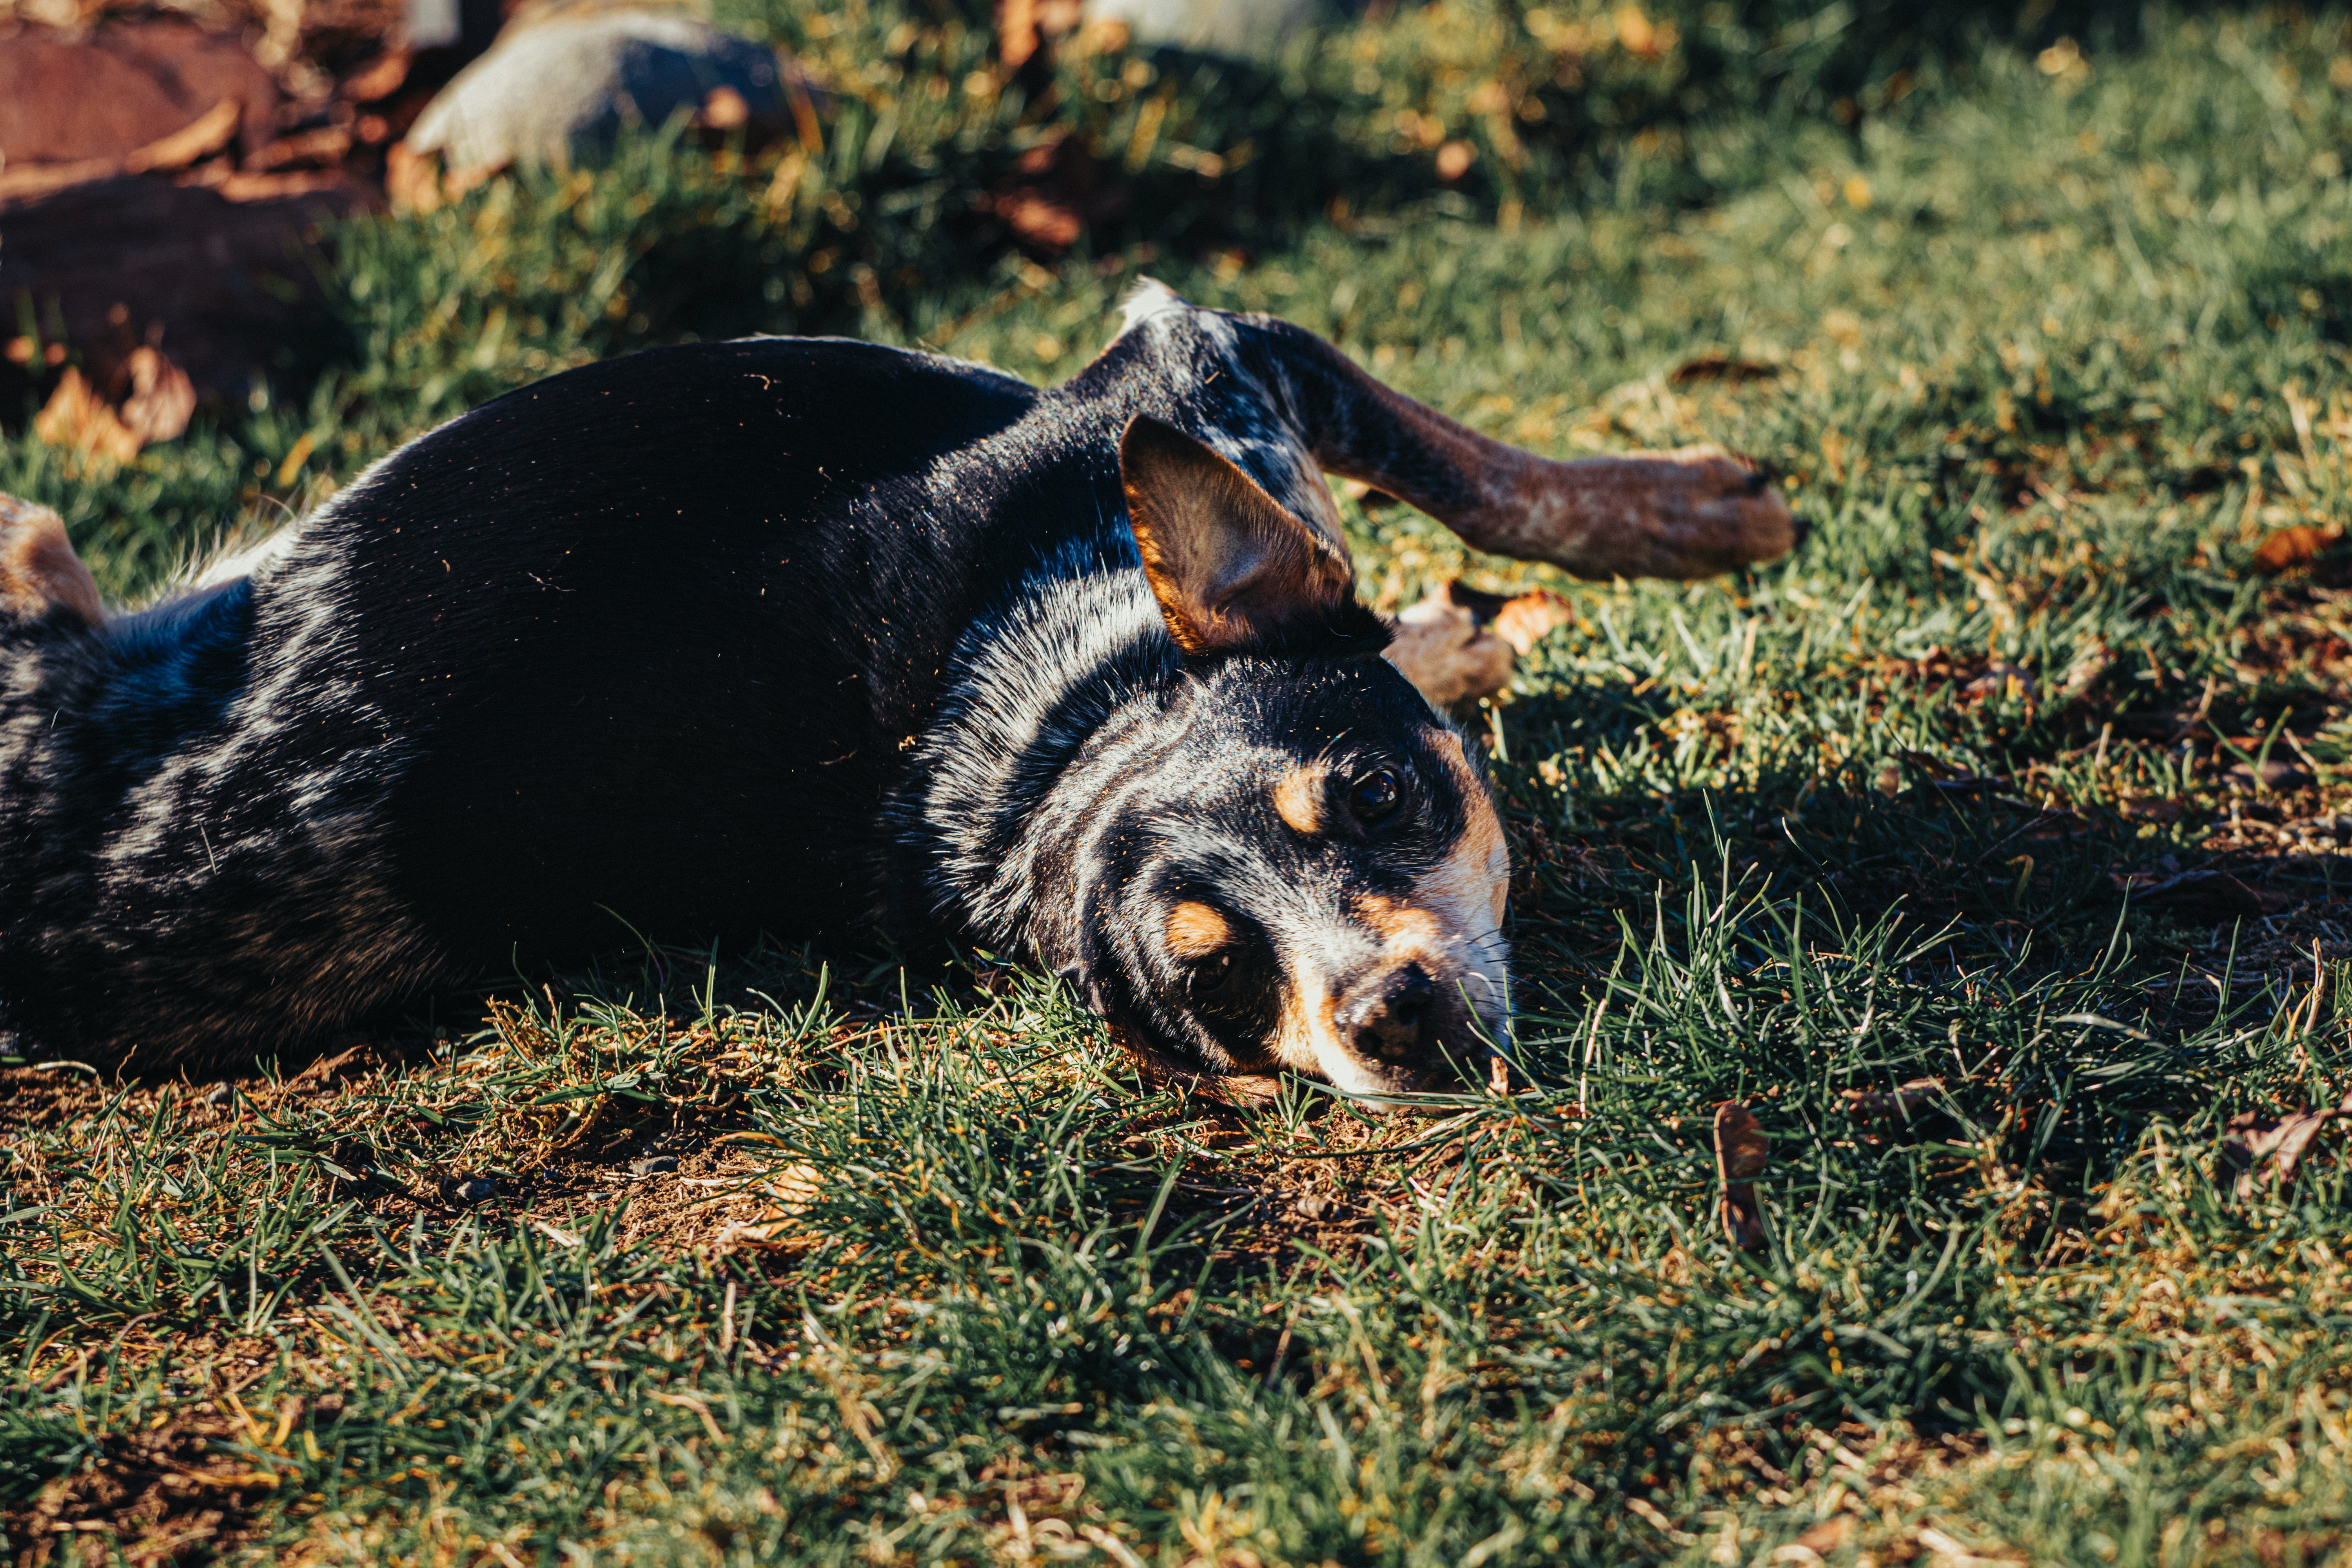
top-left (0, 282), bottom-right (1792, 1097)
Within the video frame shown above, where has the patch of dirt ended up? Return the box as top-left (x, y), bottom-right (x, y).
top-left (4, 1412), bottom-right (280, 1567)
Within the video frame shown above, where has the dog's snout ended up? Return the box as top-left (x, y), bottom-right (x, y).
top-left (1338, 963), bottom-right (1438, 1061)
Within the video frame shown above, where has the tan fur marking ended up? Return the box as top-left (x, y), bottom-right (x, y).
top-left (1349, 895), bottom-right (1449, 949)
top-left (1271, 765), bottom-right (1326, 835)
top-left (1165, 900), bottom-right (1234, 961)
top-left (0, 496), bottom-right (103, 628)
top-left (1429, 731), bottom-right (1512, 926)
top-left (1271, 958), bottom-right (1345, 1076)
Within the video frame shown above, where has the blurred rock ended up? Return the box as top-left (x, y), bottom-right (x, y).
top-left (0, 20), bottom-right (278, 169)
top-left (1087, 0), bottom-right (1352, 56)
top-left (0, 173), bottom-right (379, 402)
top-left (399, 7), bottom-right (791, 180)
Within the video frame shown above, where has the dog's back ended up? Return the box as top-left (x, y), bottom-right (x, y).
top-left (0, 339), bottom-right (1069, 1059)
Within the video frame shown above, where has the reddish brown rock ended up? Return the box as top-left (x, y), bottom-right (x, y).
top-left (1, 173), bottom-right (379, 403)
top-left (0, 20), bottom-right (279, 168)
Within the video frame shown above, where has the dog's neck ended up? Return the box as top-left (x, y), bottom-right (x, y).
top-left (893, 558), bottom-right (1180, 959)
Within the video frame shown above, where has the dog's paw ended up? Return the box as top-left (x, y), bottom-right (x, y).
top-left (1525, 445), bottom-right (1797, 581)
top-left (0, 495), bottom-right (103, 630)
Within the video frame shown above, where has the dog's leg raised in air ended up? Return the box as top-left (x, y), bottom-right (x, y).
top-left (1238, 313), bottom-right (1797, 581)
top-left (0, 496), bottom-right (103, 632)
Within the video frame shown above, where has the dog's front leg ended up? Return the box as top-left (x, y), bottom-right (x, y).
top-left (1245, 317), bottom-right (1798, 581)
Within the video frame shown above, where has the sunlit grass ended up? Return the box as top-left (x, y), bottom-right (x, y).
top-left (7, 3), bottom-right (2352, 1563)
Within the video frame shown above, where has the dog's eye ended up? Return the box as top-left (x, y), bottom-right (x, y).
top-left (1348, 767), bottom-right (1401, 825)
top-left (1187, 951), bottom-right (1237, 1000)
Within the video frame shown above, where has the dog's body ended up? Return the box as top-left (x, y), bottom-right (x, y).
top-left (0, 285), bottom-right (1791, 1091)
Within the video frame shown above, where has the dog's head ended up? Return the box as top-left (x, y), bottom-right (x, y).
top-left (1049, 416), bottom-right (1512, 1102)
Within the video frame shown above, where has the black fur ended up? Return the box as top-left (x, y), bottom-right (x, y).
top-left (0, 288), bottom-right (1516, 1091)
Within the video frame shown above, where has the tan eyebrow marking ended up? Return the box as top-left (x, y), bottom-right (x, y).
top-left (1165, 900), bottom-right (1234, 960)
top-left (1271, 764), bottom-right (1327, 835)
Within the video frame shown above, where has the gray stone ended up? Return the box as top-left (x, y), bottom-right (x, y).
top-left (630, 1154), bottom-right (680, 1176)
top-left (404, 7), bottom-right (788, 172)
top-left (446, 1174), bottom-right (499, 1204)
top-left (1089, 0), bottom-right (1356, 58)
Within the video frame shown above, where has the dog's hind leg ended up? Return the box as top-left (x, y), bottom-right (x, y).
top-left (1172, 298), bottom-right (1797, 581)
top-left (0, 496), bottom-right (103, 632)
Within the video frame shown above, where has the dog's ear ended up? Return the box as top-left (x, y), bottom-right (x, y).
top-left (1120, 415), bottom-right (1356, 655)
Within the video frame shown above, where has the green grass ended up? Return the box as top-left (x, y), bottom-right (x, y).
top-left (7, 2), bottom-right (2352, 1563)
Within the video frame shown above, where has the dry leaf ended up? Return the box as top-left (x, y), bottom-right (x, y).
top-left (34, 368), bottom-right (143, 465)
top-left (120, 347), bottom-right (196, 446)
top-left (713, 1162), bottom-right (828, 1250)
top-left (996, 0), bottom-right (1083, 70)
top-left (697, 85), bottom-right (751, 131)
top-left (341, 47), bottom-right (414, 103)
top-left (1667, 354), bottom-right (1782, 385)
top-left (1388, 587), bottom-right (1515, 706)
top-left (2121, 867), bottom-right (2288, 916)
top-left (770, 1161), bottom-right (825, 1209)
top-left (1486, 587), bottom-right (1574, 655)
top-left (1615, 4), bottom-right (1668, 58)
top-left (2252, 524), bottom-right (2344, 572)
top-left (1796, 1515), bottom-right (1856, 1555)
top-left (1714, 1100), bottom-right (1769, 1250)
top-left (1838, 1077), bottom-right (1945, 1118)
top-left (2223, 1098), bottom-right (2352, 1200)
top-left (1386, 581), bottom-right (1572, 706)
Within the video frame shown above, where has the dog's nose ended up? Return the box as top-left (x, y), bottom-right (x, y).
top-left (1337, 964), bottom-right (1438, 1062)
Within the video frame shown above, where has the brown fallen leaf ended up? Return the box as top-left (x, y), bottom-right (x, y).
top-left (2252, 524), bottom-right (2344, 573)
top-left (996, 0), bottom-right (1084, 71)
top-left (1667, 354), bottom-right (1782, 385)
top-left (340, 47), bottom-right (414, 103)
top-left (1387, 586), bottom-right (1515, 706)
top-left (2118, 867), bottom-right (2288, 916)
top-left (1386, 581), bottom-right (1573, 707)
top-left (1795, 1515), bottom-right (1856, 1556)
top-left (1486, 1053), bottom-right (1514, 1096)
top-left (119, 345), bottom-right (196, 446)
top-left (979, 129), bottom-right (1123, 255)
top-left (1463, 583), bottom-right (1575, 655)
top-left (712, 1161), bottom-right (829, 1250)
top-left (697, 84), bottom-right (751, 131)
top-left (247, 126), bottom-right (354, 172)
top-left (33, 368), bottom-right (143, 465)
top-left (2223, 1097), bottom-right (2352, 1200)
top-left (1837, 1077), bottom-right (1945, 1118)
top-left (1714, 1101), bottom-right (1769, 1250)
top-left (383, 140), bottom-right (443, 211)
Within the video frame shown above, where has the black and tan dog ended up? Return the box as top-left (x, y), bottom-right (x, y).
top-left (0, 283), bottom-right (1791, 1098)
